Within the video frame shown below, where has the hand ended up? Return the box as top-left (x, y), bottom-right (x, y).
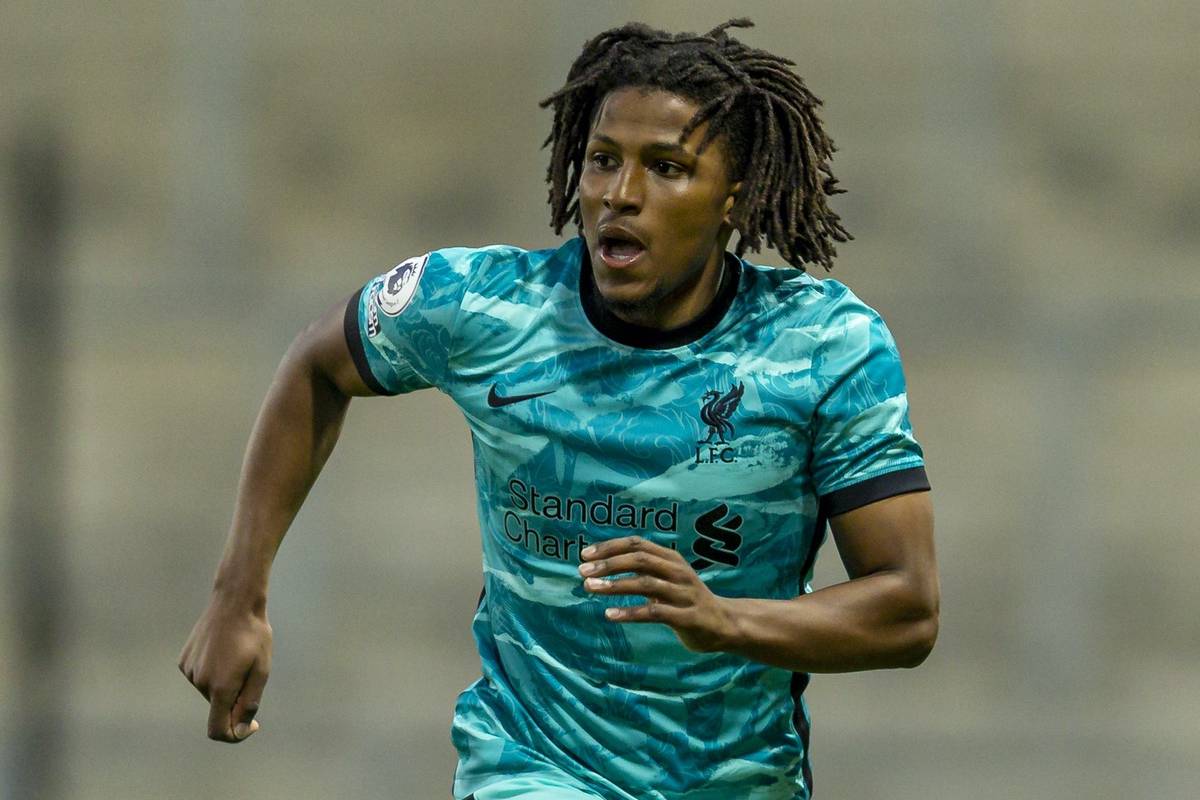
top-left (579, 536), bottom-right (740, 653)
top-left (178, 594), bottom-right (272, 743)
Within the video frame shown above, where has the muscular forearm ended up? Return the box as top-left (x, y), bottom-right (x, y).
top-left (578, 498), bottom-right (938, 673)
top-left (181, 304), bottom-right (367, 743)
top-left (720, 571), bottom-right (938, 673)
top-left (212, 333), bottom-right (352, 609)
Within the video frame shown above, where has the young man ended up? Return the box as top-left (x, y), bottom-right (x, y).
top-left (180, 19), bottom-right (938, 800)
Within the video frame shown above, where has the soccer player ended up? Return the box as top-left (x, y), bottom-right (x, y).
top-left (179, 19), bottom-right (938, 800)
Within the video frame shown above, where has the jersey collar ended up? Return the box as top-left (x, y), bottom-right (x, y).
top-left (579, 241), bottom-right (741, 350)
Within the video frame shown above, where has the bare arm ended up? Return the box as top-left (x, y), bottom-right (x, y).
top-left (579, 490), bottom-right (939, 673)
top-left (718, 491), bottom-right (939, 671)
top-left (178, 295), bottom-right (376, 742)
top-left (209, 296), bottom-right (373, 607)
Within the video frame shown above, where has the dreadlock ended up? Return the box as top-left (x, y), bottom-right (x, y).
top-left (539, 18), bottom-right (851, 271)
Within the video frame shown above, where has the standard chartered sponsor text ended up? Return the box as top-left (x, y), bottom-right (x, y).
top-left (503, 478), bottom-right (679, 562)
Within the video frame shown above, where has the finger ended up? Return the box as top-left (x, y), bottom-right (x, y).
top-left (584, 575), bottom-right (690, 606)
top-left (581, 536), bottom-right (681, 562)
top-left (605, 599), bottom-right (686, 625)
top-left (579, 550), bottom-right (689, 582)
top-left (178, 650), bottom-right (203, 696)
top-left (206, 686), bottom-right (239, 742)
top-left (185, 669), bottom-right (211, 702)
top-left (231, 660), bottom-right (269, 740)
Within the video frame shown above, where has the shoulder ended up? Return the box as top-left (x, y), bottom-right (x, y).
top-left (423, 243), bottom-right (527, 281)
top-left (739, 261), bottom-right (884, 332)
top-left (425, 240), bottom-right (580, 297)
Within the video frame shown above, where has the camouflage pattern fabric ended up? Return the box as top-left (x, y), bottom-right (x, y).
top-left (346, 237), bottom-right (927, 800)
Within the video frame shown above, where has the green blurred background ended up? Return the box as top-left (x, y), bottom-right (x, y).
top-left (2, 2), bottom-right (1197, 798)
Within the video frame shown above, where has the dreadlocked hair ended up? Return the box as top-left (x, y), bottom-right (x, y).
top-left (539, 18), bottom-right (850, 271)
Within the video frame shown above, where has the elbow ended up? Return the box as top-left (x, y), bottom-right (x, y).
top-left (897, 568), bottom-right (940, 668)
top-left (899, 611), bottom-right (938, 668)
top-left (892, 576), bottom-right (940, 668)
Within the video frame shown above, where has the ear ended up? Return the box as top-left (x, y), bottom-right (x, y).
top-left (722, 181), bottom-right (743, 226)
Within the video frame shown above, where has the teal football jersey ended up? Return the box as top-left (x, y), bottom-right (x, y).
top-left (345, 237), bottom-right (929, 800)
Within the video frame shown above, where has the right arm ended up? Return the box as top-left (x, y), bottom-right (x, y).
top-left (178, 295), bottom-right (375, 743)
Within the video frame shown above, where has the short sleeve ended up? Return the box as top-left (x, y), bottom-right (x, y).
top-left (809, 287), bottom-right (929, 517)
top-left (343, 249), bottom-right (473, 395)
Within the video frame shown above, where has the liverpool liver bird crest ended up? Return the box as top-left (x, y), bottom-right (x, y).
top-left (698, 382), bottom-right (744, 445)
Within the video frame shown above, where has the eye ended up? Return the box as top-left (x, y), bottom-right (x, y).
top-left (589, 152), bottom-right (616, 170)
top-left (652, 160), bottom-right (685, 177)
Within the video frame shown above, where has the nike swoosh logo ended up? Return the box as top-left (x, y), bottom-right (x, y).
top-left (487, 385), bottom-right (555, 408)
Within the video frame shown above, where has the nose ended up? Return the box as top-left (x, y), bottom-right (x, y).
top-left (603, 163), bottom-right (642, 214)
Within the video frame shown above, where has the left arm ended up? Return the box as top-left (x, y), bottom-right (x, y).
top-left (579, 490), bottom-right (938, 673)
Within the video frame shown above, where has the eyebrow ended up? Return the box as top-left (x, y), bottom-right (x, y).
top-left (590, 132), bottom-right (691, 157)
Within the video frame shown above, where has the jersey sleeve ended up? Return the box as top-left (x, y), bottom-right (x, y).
top-left (343, 249), bottom-right (474, 395)
top-left (809, 287), bottom-right (929, 517)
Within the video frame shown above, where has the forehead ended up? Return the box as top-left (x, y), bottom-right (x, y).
top-left (589, 87), bottom-right (706, 147)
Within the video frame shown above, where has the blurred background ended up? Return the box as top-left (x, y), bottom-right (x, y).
top-left (2, 1), bottom-right (1197, 798)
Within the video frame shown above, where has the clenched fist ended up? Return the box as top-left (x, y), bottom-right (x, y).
top-left (178, 595), bottom-right (272, 743)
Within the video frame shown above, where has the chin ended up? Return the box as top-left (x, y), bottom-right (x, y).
top-left (595, 279), bottom-right (650, 310)
top-left (597, 284), bottom-right (667, 325)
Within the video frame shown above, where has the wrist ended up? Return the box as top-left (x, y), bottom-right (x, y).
top-left (211, 570), bottom-right (269, 617)
top-left (715, 596), bottom-right (748, 653)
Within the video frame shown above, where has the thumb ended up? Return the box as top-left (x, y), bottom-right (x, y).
top-left (231, 659), bottom-right (269, 740)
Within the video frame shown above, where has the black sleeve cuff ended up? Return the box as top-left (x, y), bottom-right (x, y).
top-left (343, 288), bottom-right (397, 397)
top-left (819, 466), bottom-right (930, 518)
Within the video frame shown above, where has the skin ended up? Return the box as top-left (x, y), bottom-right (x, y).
top-left (177, 303), bottom-right (372, 742)
top-left (579, 87), bottom-right (741, 330)
top-left (579, 493), bottom-right (939, 672)
top-left (575, 89), bottom-right (938, 664)
top-left (179, 85), bottom-right (938, 744)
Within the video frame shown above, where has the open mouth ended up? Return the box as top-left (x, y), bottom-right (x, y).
top-left (597, 231), bottom-right (646, 269)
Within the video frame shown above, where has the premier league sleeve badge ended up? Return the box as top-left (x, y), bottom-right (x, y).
top-left (376, 253), bottom-right (429, 317)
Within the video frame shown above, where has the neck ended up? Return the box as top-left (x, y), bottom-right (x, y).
top-left (612, 248), bottom-right (728, 330)
top-left (580, 245), bottom-right (741, 350)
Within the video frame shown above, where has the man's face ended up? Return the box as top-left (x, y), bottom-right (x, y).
top-left (579, 87), bottom-right (740, 330)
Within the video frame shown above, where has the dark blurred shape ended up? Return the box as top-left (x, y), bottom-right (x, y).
top-left (6, 116), bottom-right (70, 800)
